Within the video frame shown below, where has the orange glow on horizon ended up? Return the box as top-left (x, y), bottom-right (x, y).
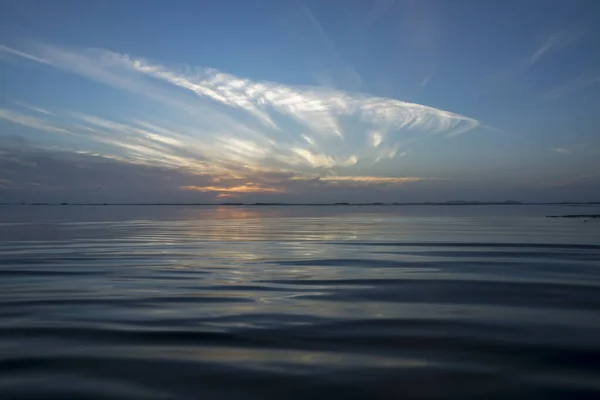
top-left (180, 184), bottom-right (284, 194)
top-left (216, 193), bottom-right (237, 199)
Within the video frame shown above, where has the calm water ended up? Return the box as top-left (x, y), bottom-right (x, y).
top-left (1, 205), bottom-right (600, 399)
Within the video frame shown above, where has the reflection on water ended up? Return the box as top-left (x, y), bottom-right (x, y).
top-left (1, 205), bottom-right (600, 399)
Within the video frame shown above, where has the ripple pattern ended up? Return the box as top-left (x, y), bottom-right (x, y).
top-left (1, 206), bottom-right (600, 399)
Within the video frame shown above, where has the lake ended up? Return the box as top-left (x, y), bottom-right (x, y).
top-left (1, 205), bottom-right (600, 399)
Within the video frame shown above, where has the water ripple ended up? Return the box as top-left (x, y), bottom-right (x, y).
top-left (1, 206), bottom-right (600, 399)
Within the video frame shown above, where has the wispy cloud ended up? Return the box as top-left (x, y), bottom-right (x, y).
top-left (544, 70), bottom-right (600, 100)
top-left (319, 176), bottom-right (429, 184)
top-left (529, 29), bottom-right (579, 66)
top-left (480, 29), bottom-right (582, 97)
top-left (3, 42), bottom-right (482, 146)
top-left (298, 0), bottom-right (362, 90)
top-left (553, 147), bottom-right (572, 155)
top-left (14, 101), bottom-right (55, 116)
top-left (0, 108), bottom-right (71, 134)
top-left (419, 74), bottom-right (433, 88)
top-left (53, 45), bottom-right (477, 134)
top-left (0, 43), bottom-right (487, 197)
top-left (0, 44), bottom-right (50, 64)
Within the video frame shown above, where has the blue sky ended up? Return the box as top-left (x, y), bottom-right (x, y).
top-left (1, 0), bottom-right (599, 203)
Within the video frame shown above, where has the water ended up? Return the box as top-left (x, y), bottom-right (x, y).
top-left (1, 205), bottom-right (600, 399)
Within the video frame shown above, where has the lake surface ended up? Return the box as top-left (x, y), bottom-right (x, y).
top-left (1, 205), bottom-right (600, 399)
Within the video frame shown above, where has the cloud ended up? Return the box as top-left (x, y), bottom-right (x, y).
top-left (480, 29), bottom-right (581, 97)
top-left (288, 175), bottom-right (434, 189)
top-left (0, 43), bottom-right (491, 200)
top-left (419, 74), bottom-right (433, 88)
top-left (0, 138), bottom-right (444, 202)
top-left (0, 45), bottom-right (49, 64)
top-left (298, 1), bottom-right (362, 90)
top-left (370, 131), bottom-right (383, 147)
top-left (529, 29), bottom-right (580, 66)
top-left (320, 176), bottom-right (428, 184)
top-left (4, 138), bottom-right (594, 203)
top-left (0, 144), bottom-right (198, 199)
top-left (180, 184), bottom-right (283, 194)
top-left (553, 148), bottom-right (572, 155)
top-left (544, 70), bottom-right (600, 100)
top-left (1, 43), bottom-right (483, 171)
top-left (0, 108), bottom-right (72, 134)
top-left (37, 44), bottom-right (478, 132)
top-left (14, 102), bottom-right (55, 116)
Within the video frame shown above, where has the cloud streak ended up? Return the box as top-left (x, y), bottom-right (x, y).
top-left (0, 108), bottom-right (71, 134)
top-left (529, 30), bottom-right (579, 66)
top-left (544, 70), bottom-right (600, 100)
top-left (14, 102), bottom-right (55, 116)
top-left (320, 176), bottom-right (429, 184)
top-left (13, 43), bottom-right (480, 136)
top-left (480, 29), bottom-right (582, 98)
top-left (0, 44), bottom-right (50, 64)
top-left (1, 43), bottom-right (486, 198)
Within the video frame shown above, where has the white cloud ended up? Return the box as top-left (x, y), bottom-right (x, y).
top-left (0, 108), bottom-right (72, 134)
top-left (339, 155), bottom-right (358, 167)
top-left (302, 134), bottom-right (315, 145)
top-left (370, 130), bottom-right (383, 147)
top-left (291, 148), bottom-right (337, 168)
top-left (22, 44), bottom-right (480, 140)
top-left (0, 43), bottom-right (486, 183)
top-left (0, 45), bottom-right (50, 64)
top-left (15, 102), bottom-right (55, 116)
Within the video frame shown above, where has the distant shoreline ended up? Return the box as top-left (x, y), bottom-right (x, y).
top-left (547, 214), bottom-right (600, 218)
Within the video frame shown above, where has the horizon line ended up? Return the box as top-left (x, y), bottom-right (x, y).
top-left (2, 201), bottom-right (600, 206)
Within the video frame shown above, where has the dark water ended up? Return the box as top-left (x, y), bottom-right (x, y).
top-left (1, 205), bottom-right (600, 399)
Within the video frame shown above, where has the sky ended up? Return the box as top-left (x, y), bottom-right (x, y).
top-left (1, 0), bottom-right (599, 203)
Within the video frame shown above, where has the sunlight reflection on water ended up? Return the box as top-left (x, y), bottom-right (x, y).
top-left (1, 205), bottom-right (600, 399)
